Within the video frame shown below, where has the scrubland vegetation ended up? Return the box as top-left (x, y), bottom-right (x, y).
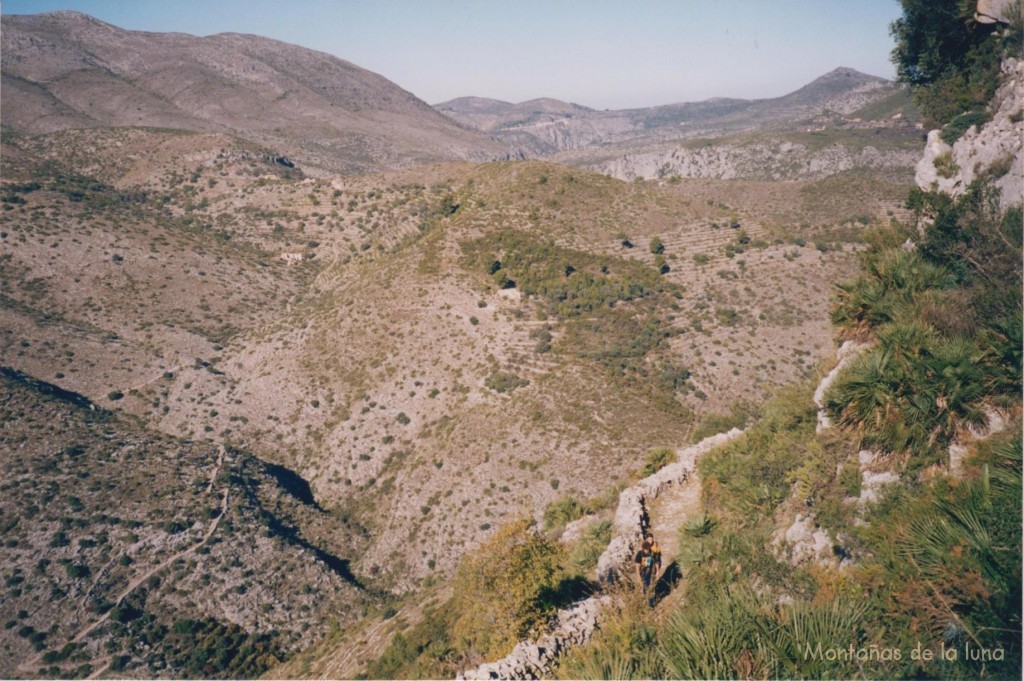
top-left (4, 3), bottom-right (1019, 678)
top-left (386, 178), bottom-right (1020, 680)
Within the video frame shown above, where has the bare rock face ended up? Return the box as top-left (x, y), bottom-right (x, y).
top-left (950, 407), bottom-right (1012, 475)
top-left (776, 513), bottom-right (838, 567)
top-left (976, 0), bottom-right (1023, 24)
top-left (916, 58), bottom-right (1024, 210)
top-left (595, 141), bottom-right (920, 182)
top-left (857, 449), bottom-right (901, 506)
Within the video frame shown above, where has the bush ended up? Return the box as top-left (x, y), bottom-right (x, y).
top-left (889, 0), bottom-right (1017, 127)
top-left (831, 249), bottom-right (955, 332)
top-left (830, 183), bottom-right (1020, 456)
top-left (484, 370), bottom-right (529, 394)
top-left (940, 110), bottom-right (991, 144)
top-left (565, 520), bottom-right (612, 575)
top-left (933, 150), bottom-right (959, 178)
top-left (641, 448), bottom-right (676, 477)
top-left (450, 518), bottom-right (563, 659)
top-left (65, 563), bottom-right (90, 579)
top-left (543, 496), bottom-right (586, 530)
top-left (649, 237), bottom-right (665, 255)
top-left (466, 231), bottom-right (671, 318)
top-left (826, 324), bottom-right (987, 457)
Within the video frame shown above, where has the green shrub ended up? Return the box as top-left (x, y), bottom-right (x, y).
top-left (641, 448), bottom-right (676, 477)
top-left (933, 150), bottom-right (959, 178)
top-left (940, 110), bottom-right (991, 144)
top-left (465, 231), bottom-right (672, 318)
top-left (484, 370), bottom-right (529, 394)
top-left (450, 518), bottom-right (563, 659)
top-left (825, 324), bottom-right (987, 457)
top-left (65, 563), bottom-right (90, 579)
top-left (890, 0), bottom-right (1017, 127)
top-left (565, 520), bottom-right (612, 575)
top-left (832, 249), bottom-right (955, 332)
top-left (543, 496), bottom-right (586, 530)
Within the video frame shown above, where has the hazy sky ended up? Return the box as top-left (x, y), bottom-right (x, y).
top-left (3, 0), bottom-right (903, 109)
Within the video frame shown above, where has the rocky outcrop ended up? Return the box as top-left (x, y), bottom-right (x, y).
top-left (855, 449), bottom-right (900, 506)
top-left (559, 514), bottom-right (600, 544)
top-left (975, 0), bottom-right (1022, 24)
top-left (776, 513), bottom-right (839, 567)
top-left (949, 407), bottom-right (1012, 475)
top-left (593, 141), bottom-right (919, 182)
top-left (916, 58), bottom-right (1024, 210)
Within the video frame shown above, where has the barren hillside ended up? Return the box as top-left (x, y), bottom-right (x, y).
top-left (1, 124), bottom-right (911, 605)
top-left (1, 12), bottom-right (502, 175)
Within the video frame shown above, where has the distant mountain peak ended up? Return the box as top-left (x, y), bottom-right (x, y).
top-left (809, 67), bottom-right (886, 84)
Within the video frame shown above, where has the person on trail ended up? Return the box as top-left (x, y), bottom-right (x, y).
top-left (634, 534), bottom-right (662, 598)
top-left (633, 533), bottom-right (663, 607)
top-left (647, 533), bottom-right (662, 577)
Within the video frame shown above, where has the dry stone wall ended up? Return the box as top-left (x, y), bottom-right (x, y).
top-left (456, 428), bottom-right (743, 680)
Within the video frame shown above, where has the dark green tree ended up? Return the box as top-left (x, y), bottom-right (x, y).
top-left (889, 0), bottom-right (1018, 126)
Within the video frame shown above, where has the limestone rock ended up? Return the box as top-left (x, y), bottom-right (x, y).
top-left (776, 513), bottom-right (836, 567)
top-left (915, 130), bottom-right (955, 192)
top-left (559, 514), bottom-right (599, 544)
top-left (916, 58), bottom-right (1024, 210)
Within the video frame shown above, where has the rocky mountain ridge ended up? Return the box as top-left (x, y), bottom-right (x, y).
top-left (1, 11), bottom-right (503, 175)
top-left (436, 67), bottom-right (920, 167)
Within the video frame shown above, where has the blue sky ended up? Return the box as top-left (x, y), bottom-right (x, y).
top-left (2, 1), bottom-right (903, 109)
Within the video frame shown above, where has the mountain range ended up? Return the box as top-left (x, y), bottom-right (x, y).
top-left (436, 67), bottom-right (915, 156)
top-left (3, 11), bottom-right (921, 179)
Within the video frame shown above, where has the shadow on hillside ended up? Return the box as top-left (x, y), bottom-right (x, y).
top-left (265, 462), bottom-right (320, 508)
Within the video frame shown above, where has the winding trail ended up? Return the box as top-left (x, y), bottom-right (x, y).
top-left (18, 446), bottom-right (231, 677)
top-left (647, 464), bottom-right (703, 576)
